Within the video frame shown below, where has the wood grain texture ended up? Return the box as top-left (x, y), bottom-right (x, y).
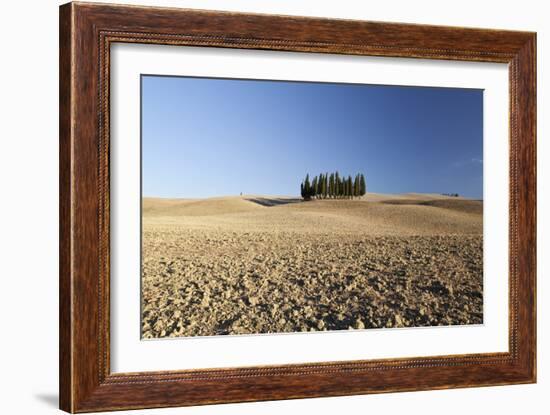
top-left (59, 2), bottom-right (537, 412)
top-left (59, 3), bottom-right (73, 412)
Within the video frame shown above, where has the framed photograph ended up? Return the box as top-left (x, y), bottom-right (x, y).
top-left (59, 2), bottom-right (536, 412)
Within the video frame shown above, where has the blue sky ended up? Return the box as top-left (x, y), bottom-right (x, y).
top-left (142, 75), bottom-right (483, 199)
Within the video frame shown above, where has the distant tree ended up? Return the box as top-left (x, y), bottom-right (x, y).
top-left (343, 181), bottom-right (347, 198)
top-left (301, 171), bottom-right (366, 200)
top-left (343, 177), bottom-right (348, 198)
top-left (316, 175), bottom-right (321, 198)
top-left (359, 173), bottom-right (367, 196)
top-left (312, 176), bottom-right (318, 198)
top-left (303, 174), bottom-right (312, 200)
top-left (314, 175), bottom-right (318, 198)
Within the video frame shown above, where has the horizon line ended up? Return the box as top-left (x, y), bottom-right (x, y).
top-left (142, 192), bottom-right (483, 200)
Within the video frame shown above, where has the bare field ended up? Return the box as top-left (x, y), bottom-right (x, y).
top-left (141, 194), bottom-right (483, 338)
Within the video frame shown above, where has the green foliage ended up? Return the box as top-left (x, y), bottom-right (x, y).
top-left (301, 171), bottom-right (367, 200)
top-left (303, 174), bottom-right (312, 200)
top-left (360, 173), bottom-right (367, 196)
top-left (314, 177), bottom-right (318, 196)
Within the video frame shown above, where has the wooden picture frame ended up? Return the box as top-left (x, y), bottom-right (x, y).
top-left (59, 2), bottom-right (536, 412)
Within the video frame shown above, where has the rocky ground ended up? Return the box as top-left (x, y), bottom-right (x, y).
top-left (141, 195), bottom-right (483, 338)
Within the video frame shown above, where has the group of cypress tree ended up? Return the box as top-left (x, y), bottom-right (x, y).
top-left (300, 172), bottom-right (366, 200)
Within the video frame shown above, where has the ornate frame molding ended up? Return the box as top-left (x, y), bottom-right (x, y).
top-left (60, 2), bottom-right (536, 412)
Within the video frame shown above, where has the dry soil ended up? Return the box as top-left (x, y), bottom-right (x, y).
top-left (141, 194), bottom-right (483, 338)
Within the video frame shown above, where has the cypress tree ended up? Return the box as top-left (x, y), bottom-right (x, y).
top-left (301, 171), bottom-right (366, 200)
top-left (312, 176), bottom-right (318, 198)
top-left (317, 175), bottom-right (321, 197)
top-left (343, 177), bottom-right (348, 198)
top-left (317, 175), bottom-right (321, 198)
top-left (360, 173), bottom-right (367, 196)
top-left (304, 174), bottom-right (311, 200)
top-left (315, 175), bottom-right (319, 199)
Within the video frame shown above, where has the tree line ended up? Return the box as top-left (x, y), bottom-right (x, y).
top-left (300, 172), bottom-right (366, 200)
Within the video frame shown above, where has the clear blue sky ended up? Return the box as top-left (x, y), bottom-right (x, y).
top-left (142, 75), bottom-right (483, 199)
